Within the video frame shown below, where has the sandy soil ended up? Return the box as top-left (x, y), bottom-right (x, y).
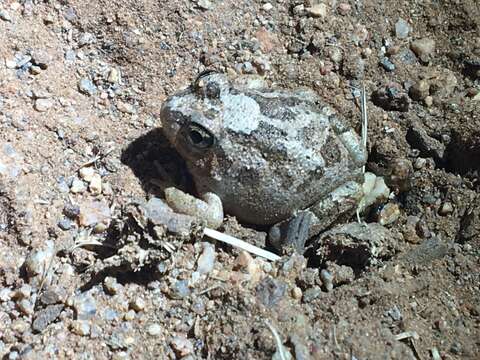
top-left (0, 0), bottom-right (479, 359)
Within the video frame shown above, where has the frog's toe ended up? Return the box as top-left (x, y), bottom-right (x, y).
top-left (268, 211), bottom-right (313, 254)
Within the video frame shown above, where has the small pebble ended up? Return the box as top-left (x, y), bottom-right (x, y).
top-left (78, 32), bottom-right (95, 47)
top-left (17, 299), bottom-right (34, 315)
top-left (73, 293), bottom-right (97, 320)
top-left (196, 242), bottom-right (216, 274)
top-left (24, 241), bottom-right (55, 279)
top-left (78, 200), bottom-right (111, 227)
top-left (147, 323), bottom-right (162, 336)
top-left (71, 320), bottom-right (91, 336)
top-left (380, 57), bottom-right (395, 72)
top-left (262, 3), bottom-right (273, 11)
top-left (39, 289), bottom-right (62, 305)
top-left (409, 80), bottom-right (430, 101)
top-left (197, 0), bottom-right (213, 10)
top-left (170, 280), bottom-right (191, 299)
top-left (439, 202), bottom-right (454, 215)
top-left (107, 68), bottom-right (121, 84)
top-left (89, 173), bottom-right (102, 195)
top-left (104, 277), bottom-right (121, 295)
top-left (79, 167), bottom-right (95, 182)
top-left (116, 101), bottom-right (135, 114)
top-left (32, 304), bottom-right (64, 333)
top-left (413, 157), bottom-right (427, 170)
top-left (70, 178), bottom-right (86, 193)
top-left (395, 18), bottom-right (410, 39)
top-left (34, 98), bottom-right (54, 112)
top-left (124, 310), bottom-right (135, 321)
top-left (411, 38), bottom-right (435, 61)
top-left (171, 336), bottom-right (194, 357)
top-left (0, 288), bottom-right (12, 301)
top-left (306, 3), bottom-right (327, 17)
top-left (11, 319), bottom-right (29, 333)
top-left (5, 58), bottom-right (17, 69)
top-left (63, 203), bottom-right (80, 219)
top-left (302, 287), bottom-right (322, 302)
top-left (78, 78), bottom-right (97, 96)
top-left (57, 218), bottom-right (73, 230)
top-left (130, 297), bottom-right (146, 312)
top-left (320, 269), bottom-right (333, 292)
top-left (30, 65), bottom-right (42, 74)
top-left (337, 3), bottom-right (351, 15)
top-left (14, 284), bottom-right (31, 299)
top-left (377, 203), bottom-right (401, 226)
top-left (292, 287), bottom-right (303, 300)
top-left (424, 96), bottom-right (433, 107)
top-left (0, 10), bottom-right (12, 22)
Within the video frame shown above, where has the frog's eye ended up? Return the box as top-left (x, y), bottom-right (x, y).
top-left (185, 123), bottom-right (215, 149)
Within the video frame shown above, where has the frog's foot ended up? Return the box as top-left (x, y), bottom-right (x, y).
top-left (164, 187), bottom-right (224, 229)
top-left (269, 210), bottom-right (313, 254)
top-left (269, 180), bottom-right (365, 254)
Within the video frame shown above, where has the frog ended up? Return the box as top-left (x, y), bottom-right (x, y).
top-left (160, 70), bottom-right (372, 253)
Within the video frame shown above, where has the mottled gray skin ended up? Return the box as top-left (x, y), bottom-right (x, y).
top-left (161, 72), bottom-right (366, 233)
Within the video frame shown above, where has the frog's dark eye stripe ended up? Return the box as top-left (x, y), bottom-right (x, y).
top-left (194, 69), bottom-right (218, 88)
top-left (183, 122), bottom-right (215, 149)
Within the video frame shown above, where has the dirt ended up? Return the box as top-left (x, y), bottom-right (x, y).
top-left (0, 0), bottom-right (479, 359)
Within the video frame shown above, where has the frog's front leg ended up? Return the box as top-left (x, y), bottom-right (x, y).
top-left (164, 187), bottom-right (224, 229)
top-left (269, 180), bottom-right (365, 253)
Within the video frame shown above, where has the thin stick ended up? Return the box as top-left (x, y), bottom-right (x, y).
top-left (203, 228), bottom-right (281, 261)
top-left (77, 147), bottom-right (115, 171)
top-left (265, 320), bottom-right (289, 360)
top-left (361, 83), bottom-right (368, 173)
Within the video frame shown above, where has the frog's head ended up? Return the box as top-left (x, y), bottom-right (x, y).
top-left (160, 70), bottom-right (230, 161)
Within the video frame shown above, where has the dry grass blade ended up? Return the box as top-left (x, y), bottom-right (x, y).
top-left (203, 227), bottom-right (281, 261)
top-left (264, 320), bottom-right (291, 360)
top-left (361, 83), bottom-right (368, 174)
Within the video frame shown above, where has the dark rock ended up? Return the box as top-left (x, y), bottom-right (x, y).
top-left (400, 237), bottom-right (450, 265)
top-left (372, 83), bottom-right (410, 112)
top-left (380, 57), bottom-right (395, 72)
top-left (255, 277), bottom-right (286, 307)
top-left (457, 203), bottom-right (480, 243)
top-left (315, 222), bottom-right (401, 270)
top-left (63, 203), bottom-right (80, 219)
top-left (302, 286), bottom-right (322, 303)
top-left (392, 48), bottom-right (417, 65)
top-left (32, 304), bottom-right (64, 333)
top-left (464, 57), bottom-right (480, 80)
top-left (57, 218), bottom-right (73, 230)
top-left (406, 122), bottom-right (445, 161)
top-left (39, 289), bottom-right (62, 305)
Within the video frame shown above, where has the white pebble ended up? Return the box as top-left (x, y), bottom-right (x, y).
top-left (147, 323), bottom-right (162, 336)
top-left (70, 179), bottom-right (86, 193)
top-left (130, 297), bottom-right (146, 312)
top-left (71, 320), bottom-right (91, 336)
top-left (262, 3), bottom-right (273, 11)
top-left (34, 98), bottom-right (54, 112)
top-left (79, 167), bottom-right (95, 182)
top-left (89, 173), bottom-right (102, 195)
top-left (196, 242), bottom-right (216, 274)
top-left (306, 3), bottom-right (327, 17)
